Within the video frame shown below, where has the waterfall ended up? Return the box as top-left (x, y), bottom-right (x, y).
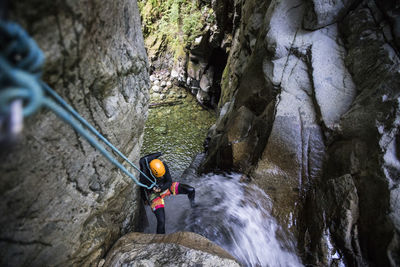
top-left (143, 157), bottom-right (302, 266)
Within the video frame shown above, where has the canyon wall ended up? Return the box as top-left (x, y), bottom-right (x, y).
top-left (0, 0), bottom-right (150, 266)
top-left (139, 0), bottom-right (235, 109)
top-left (201, 0), bottom-right (400, 265)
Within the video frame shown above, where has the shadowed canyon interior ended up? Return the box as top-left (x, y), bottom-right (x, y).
top-left (1, 0), bottom-right (399, 266)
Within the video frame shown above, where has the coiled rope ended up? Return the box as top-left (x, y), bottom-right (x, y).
top-left (0, 21), bottom-right (157, 189)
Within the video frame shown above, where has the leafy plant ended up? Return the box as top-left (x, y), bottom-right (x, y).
top-left (138, 0), bottom-right (216, 60)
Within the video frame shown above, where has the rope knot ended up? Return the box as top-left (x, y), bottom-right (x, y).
top-left (0, 21), bottom-right (44, 75)
top-left (0, 21), bottom-right (45, 117)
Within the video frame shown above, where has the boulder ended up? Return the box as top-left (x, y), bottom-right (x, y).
top-left (152, 93), bottom-right (161, 99)
top-left (196, 88), bottom-right (211, 105)
top-left (102, 232), bottom-right (240, 267)
top-left (200, 67), bottom-right (214, 92)
top-left (170, 70), bottom-right (179, 79)
top-left (187, 57), bottom-right (207, 81)
top-left (152, 85), bottom-right (161, 93)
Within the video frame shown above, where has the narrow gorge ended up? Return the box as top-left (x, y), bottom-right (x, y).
top-left (0, 0), bottom-right (399, 266)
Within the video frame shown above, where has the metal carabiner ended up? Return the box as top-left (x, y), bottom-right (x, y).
top-left (0, 99), bottom-right (23, 148)
top-left (9, 99), bottom-right (23, 135)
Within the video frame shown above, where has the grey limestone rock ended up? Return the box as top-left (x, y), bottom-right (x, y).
top-left (102, 232), bottom-right (240, 267)
top-left (167, 1), bottom-right (233, 109)
top-left (0, 0), bottom-right (150, 266)
top-left (303, 0), bottom-right (358, 30)
top-left (201, 0), bottom-right (400, 265)
top-left (331, 2), bottom-right (400, 265)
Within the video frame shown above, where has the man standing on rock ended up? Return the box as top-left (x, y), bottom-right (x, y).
top-left (139, 152), bottom-right (196, 234)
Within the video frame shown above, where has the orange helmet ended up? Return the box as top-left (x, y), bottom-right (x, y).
top-left (149, 159), bottom-right (166, 178)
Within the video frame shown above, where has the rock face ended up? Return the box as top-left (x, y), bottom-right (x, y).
top-left (139, 0), bottom-right (233, 109)
top-left (176, 0), bottom-right (233, 109)
top-left (0, 1), bottom-right (150, 266)
top-left (303, 0), bottom-right (358, 30)
top-left (201, 0), bottom-right (400, 265)
top-left (102, 232), bottom-right (240, 266)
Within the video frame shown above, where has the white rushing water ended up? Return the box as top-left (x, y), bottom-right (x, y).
top-left (143, 170), bottom-right (302, 266)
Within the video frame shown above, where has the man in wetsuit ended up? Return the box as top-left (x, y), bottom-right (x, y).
top-left (139, 152), bottom-right (196, 234)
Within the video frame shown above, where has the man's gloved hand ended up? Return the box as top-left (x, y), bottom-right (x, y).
top-left (153, 186), bottom-right (161, 193)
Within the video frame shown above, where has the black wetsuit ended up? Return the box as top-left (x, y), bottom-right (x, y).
top-left (139, 152), bottom-right (195, 234)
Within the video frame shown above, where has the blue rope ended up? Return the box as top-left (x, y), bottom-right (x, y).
top-left (0, 21), bottom-right (156, 189)
top-left (41, 82), bottom-right (154, 184)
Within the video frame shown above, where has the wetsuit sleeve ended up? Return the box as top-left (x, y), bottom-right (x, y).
top-left (159, 163), bottom-right (172, 191)
top-left (140, 187), bottom-right (147, 202)
top-left (139, 156), bottom-right (150, 186)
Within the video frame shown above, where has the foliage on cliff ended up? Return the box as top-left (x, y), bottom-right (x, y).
top-left (138, 0), bottom-right (215, 60)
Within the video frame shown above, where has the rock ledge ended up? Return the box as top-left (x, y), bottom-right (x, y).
top-left (103, 232), bottom-right (239, 266)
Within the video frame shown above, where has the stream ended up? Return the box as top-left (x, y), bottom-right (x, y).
top-left (141, 87), bottom-right (215, 178)
top-left (141, 88), bottom-right (301, 266)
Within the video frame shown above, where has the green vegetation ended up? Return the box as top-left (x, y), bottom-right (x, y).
top-left (138, 0), bottom-right (215, 58)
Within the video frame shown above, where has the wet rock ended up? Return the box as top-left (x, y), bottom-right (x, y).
top-left (171, 70), bottom-right (179, 79)
top-left (194, 36), bottom-right (203, 46)
top-left (310, 26), bottom-right (356, 129)
top-left (160, 81), bottom-right (167, 87)
top-left (197, 66), bottom-right (216, 106)
top-left (330, 3), bottom-right (400, 265)
top-left (375, 1), bottom-right (400, 48)
top-left (200, 67), bottom-right (214, 92)
top-left (202, 104), bottom-right (272, 173)
top-left (1, 0), bottom-right (149, 266)
top-left (103, 232), bottom-right (240, 266)
top-left (326, 175), bottom-right (361, 265)
top-left (303, 0), bottom-right (358, 30)
top-left (152, 93), bottom-right (161, 99)
top-left (187, 57), bottom-right (207, 81)
top-left (166, 81), bottom-right (172, 88)
top-left (152, 85), bottom-right (161, 93)
top-left (196, 88), bottom-right (211, 103)
top-left (201, 0), bottom-right (400, 265)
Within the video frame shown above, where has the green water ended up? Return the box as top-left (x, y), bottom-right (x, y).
top-left (141, 90), bottom-right (216, 178)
